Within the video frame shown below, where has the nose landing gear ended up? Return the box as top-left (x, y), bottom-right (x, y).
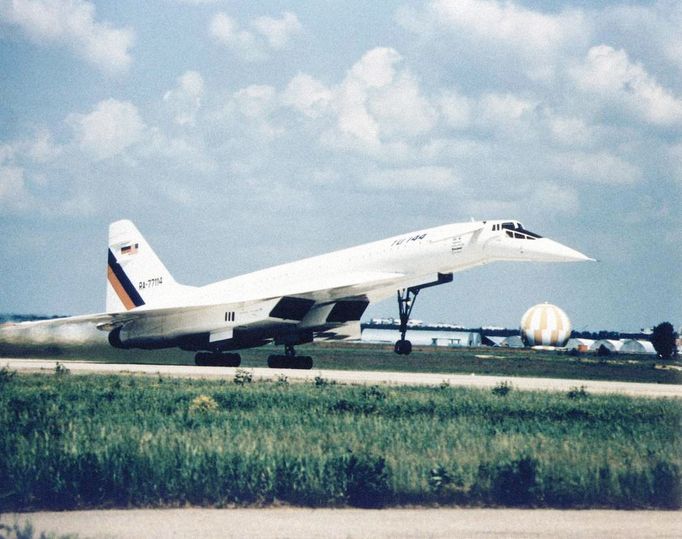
top-left (394, 273), bottom-right (453, 356)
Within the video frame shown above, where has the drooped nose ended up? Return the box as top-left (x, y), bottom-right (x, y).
top-left (523, 238), bottom-right (595, 262)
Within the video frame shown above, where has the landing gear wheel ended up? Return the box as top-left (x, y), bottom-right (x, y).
top-left (267, 354), bottom-right (314, 369)
top-left (394, 339), bottom-right (412, 355)
top-left (195, 352), bottom-right (241, 367)
top-left (393, 274), bottom-right (453, 356)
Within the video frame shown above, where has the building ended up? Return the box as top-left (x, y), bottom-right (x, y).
top-left (361, 327), bottom-right (482, 347)
top-left (620, 339), bottom-right (656, 355)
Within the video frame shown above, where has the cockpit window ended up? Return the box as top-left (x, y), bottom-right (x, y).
top-left (501, 221), bottom-right (543, 240)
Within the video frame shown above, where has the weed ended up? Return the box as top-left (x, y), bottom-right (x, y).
top-left (0, 365), bottom-right (16, 385)
top-left (233, 369), bottom-right (253, 385)
top-left (276, 373), bottom-right (288, 386)
top-left (0, 373), bottom-right (679, 510)
top-left (314, 374), bottom-right (335, 387)
top-left (54, 362), bottom-right (70, 376)
top-left (429, 465), bottom-right (452, 493)
top-left (361, 385), bottom-right (386, 401)
top-left (492, 380), bottom-right (512, 396)
top-left (567, 386), bottom-right (589, 399)
top-left (439, 380), bottom-right (450, 389)
top-left (189, 395), bottom-right (219, 414)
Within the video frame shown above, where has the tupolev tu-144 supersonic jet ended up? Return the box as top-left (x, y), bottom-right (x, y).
top-left (19, 219), bottom-right (594, 369)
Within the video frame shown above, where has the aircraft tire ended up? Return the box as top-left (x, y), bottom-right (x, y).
top-left (195, 352), bottom-right (241, 367)
top-left (394, 339), bottom-right (412, 355)
top-left (219, 353), bottom-right (241, 367)
top-left (294, 356), bottom-right (313, 370)
top-left (268, 355), bottom-right (285, 368)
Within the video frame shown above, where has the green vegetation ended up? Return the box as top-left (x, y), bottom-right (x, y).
top-left (1, 372), bottom-right (680, 510)
top-left (651, 322), bottom-right (678, 360)
top-left (0, 518), bottom-right (78, 539)
top-left (2, 342), bottom-right (680, 385)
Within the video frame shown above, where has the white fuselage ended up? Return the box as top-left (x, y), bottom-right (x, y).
top-left (113, 219), bottom-right (590, 351)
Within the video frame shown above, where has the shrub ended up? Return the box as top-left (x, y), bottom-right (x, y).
top-left (492, 381), bottom-right (512, 396)
top-left (314, 374), bottom-right (334, 387)
top-left (342, 452), bottom-right (390, 508)
top-left (0, 365), bottom-right (16, 385)
top-left (189, 394), bottom-right (219, 414)
top-left (54, 362), bottom-right (70, 376)
top-left (566, 386), bottom-right (589, 399)
top-left (234, 369), bottom-right (253, 385)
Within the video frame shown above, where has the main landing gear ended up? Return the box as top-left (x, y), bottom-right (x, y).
top-left (268, 344), bottom-right (313, 370)
top-left (195, 352), bottom-right (241, 367)
top-left (394, 273), bottom-right (454, 356)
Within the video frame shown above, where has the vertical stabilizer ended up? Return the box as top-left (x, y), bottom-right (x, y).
top-left (106, 220), bottom-right (187, 312)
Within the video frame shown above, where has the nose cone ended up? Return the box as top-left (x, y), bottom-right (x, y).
top-left (526, 238), bottom-right (595, 262)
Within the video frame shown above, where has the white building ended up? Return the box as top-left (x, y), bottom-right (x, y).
top-left (590, 339), bottom-right (624, 353)
top-left (361, 328), bottom-right (481, 347)
top-left (620, 339), bottom-right (656, 355)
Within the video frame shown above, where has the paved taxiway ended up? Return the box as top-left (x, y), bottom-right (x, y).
top-left (8, 508), bottom-right (682, 538)
top-left (3, 358), bottom-right (681, 398)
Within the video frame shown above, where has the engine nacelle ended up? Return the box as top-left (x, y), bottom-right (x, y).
top-left (107, 326), bottom-right (186, 350)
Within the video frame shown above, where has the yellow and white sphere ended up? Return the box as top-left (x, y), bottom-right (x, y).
top-left (520, 303), bottom-right (572, 347)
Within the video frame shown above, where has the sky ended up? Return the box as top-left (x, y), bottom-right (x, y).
top-left (0, 0), bottom-right (680, 332)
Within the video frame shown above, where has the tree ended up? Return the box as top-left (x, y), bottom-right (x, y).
top-left (650, 322), bottom-right (678, 360)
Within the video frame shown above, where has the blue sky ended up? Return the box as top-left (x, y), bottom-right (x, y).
top-left (0, 0), bottom-right (680, 332)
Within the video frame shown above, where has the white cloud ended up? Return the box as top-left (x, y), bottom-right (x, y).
top-left (0, 0), bottom-right (134, 74)
top-left (230, 85), bottom-right (282, 138)
top-left (282, 73), bottom-right (332, 118)
top-left (233, 85), bottom-right (277, 118)
top-left (547, 115), bottom-right (594, 148)
top-left (209, 12), bottom-right (264, 62)
top-left (365, 166), bottom-right (458, 190)
top-left (397, 0), bottom-right (589, 80)
top-left (27, 130), bottom-right (62, 162)
top-left (529, 182), bottom-right (579, 214)
top-left (369, 72), bottom-right (438, 138)
top-left (439, 91), bottom-right (473, 130)
top-left (252, 12), bottom-right (301, 50)
top-left (68, 99), bottom-right (145, 160)
top-left (316, 47), bottom-right (437, 147)
top-left (209, 10), bottom-right (301, 62)
top-left (571, 45), bottom-right (682, 126)
top-left (0, 165), bottom-right (33, 212)
top-left (554, 151), bottom-right (641, 185)
top-left (477, 93), bottom-right (536, 130)
top-left (0, 130), bottom-right (62, 165)
top-left (163, 70), bottom-right (205, 126)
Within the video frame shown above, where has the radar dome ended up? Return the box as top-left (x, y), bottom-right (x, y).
top-left (520, 303), bottom-right (571, 347)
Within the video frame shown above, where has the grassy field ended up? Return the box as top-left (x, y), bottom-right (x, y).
top-left (1, 368), bottom-right (680, 511)
top-left (1, 341), bottom-right (680, 385)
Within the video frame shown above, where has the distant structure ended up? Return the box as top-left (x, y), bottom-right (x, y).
top-left (520, 303), bottom-right (571, 347)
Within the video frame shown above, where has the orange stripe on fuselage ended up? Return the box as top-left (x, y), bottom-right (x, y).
top-left (107, 265), bottom-right (136, 310)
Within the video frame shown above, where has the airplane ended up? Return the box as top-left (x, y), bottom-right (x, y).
top-left (15, 219), bottom-right (594, 369)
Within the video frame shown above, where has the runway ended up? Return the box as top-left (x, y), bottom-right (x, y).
top-left (6, 508), bottom-right (681, 539)
top-left (3, 358), bottom-right (681, 398)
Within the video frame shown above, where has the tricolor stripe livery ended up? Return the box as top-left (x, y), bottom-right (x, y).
top-left (107, 249), bottom-right (145, 310)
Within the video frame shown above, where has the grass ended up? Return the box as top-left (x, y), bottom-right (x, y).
top-left (1, 370), bottom-right (680, 510)
top-left (1, 341), bottom-right (680, 385)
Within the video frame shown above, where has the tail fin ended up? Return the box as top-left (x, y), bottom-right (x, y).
top-left (106, 220), bottom-right (188, 312)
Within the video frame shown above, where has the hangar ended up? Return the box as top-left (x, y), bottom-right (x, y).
top-left (362, 327), bottom-right (482, 347)
top-left (620, 339), bottom-right (656, 355)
